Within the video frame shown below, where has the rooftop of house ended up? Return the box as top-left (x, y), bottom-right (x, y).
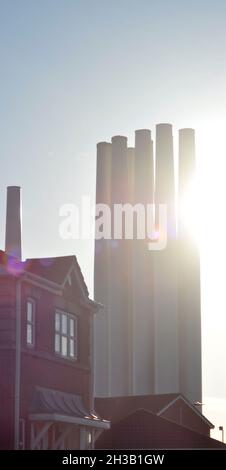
top-left (95, 393), bottom-right (214, 429)
top-left (0, 249), bottom-right (87, 289)
top-left (0, 250), bottom-right (100, 311)
top-left (96, 408), bottom-right (225, 449)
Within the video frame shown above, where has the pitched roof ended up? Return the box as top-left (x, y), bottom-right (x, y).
top-left (95, 393), bottom-right (214, 430)
top-left (0, 250), bottom-right (89, 297)
top-left (95, 393), bottom-right (180, 423)
top-left (25, 255), bottom-right (89, 296)
top-left (25, 256), bottom-right (76, 285)
top-left (96, 408), bottom-right (225, 449)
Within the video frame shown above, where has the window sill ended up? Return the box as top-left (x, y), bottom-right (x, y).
top-left (21, 347), bottom-right (90, 371)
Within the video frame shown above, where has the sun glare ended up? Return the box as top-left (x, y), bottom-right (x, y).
top-left (178, 176), bottom-right (200, 245)
top-left (179, 118), bottom-right (226, 256)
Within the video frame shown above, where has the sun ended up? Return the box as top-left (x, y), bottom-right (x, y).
top-left (178, 117), bottom-right (226, 250)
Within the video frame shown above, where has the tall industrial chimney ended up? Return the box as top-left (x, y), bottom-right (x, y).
top-left (131, 129), bottom-right (155, 394)
top-left (108, 135), bottom-right (131, 396)
top-left (94, 136), bottom-right (132, 397)
top-left (94, 124), bottom-right (202, 404)
top-left (5, 186), bottom-right (22, 260)
top-left (134, 129), bottom-right (154, 205)
top-left (178, 129), bottom-right (202, 405)
top-left (155, 123), bottom-right (176, 238)
top-left (153, 123), bottom-right (179, 394)
top-left (94, 142), bottom-right (112, 396)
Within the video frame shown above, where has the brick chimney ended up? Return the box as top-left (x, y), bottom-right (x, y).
top-left (5, 186), bottom-right (22, 260)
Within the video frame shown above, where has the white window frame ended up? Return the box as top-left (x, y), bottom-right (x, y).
top-left (26, 298), bottom-right (35, 347)
top-left (54, 310), bottom-right (77, 360)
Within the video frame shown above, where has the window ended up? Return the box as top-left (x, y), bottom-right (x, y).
top-left (55, 310), bottom-right (77, 359)
top-left (26, 299), bottom-right (35, 346)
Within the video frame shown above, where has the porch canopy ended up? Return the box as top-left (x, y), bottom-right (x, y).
top-left (29, 387), bottom-right (110, 449)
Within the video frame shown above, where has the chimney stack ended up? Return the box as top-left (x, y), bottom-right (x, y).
top-left (132, 129), bottom-right (155, 394)
top-left (155, 123), bottom-right (176, 239)
top-left (178, 128), bottom-right (196, 238)
top-left (5, 186), bottom-right (22, 260)
top-left (177, 129), bottom-right (202, 405)
top-left (153, 124), bottom-right (179, 393)
top-left (134, 129), bottom-right (154, 205)
top-left (94, 142), bottom-right (112, 396)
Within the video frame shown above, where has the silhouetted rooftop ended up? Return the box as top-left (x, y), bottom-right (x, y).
top-left (0, 250), bottom-right (89, 296)
top-left (95, 393), bottom-right (213, 428)
top-left (95, 393), bottom-right (180, 422)
top-left (96, 408), bottom-right (225, 449)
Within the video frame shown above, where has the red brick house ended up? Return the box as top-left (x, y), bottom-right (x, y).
top-left (95, 393), bottom-right (213, 437)
top-left (95, 408), bottom-right (225, 449)
top-left (0, 250), bottom-right (109, 450)
top-left (95, 394), bottom-right (224, 449)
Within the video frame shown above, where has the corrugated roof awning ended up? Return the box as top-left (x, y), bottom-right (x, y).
top-left (29, 387), bottom-right (110, 430)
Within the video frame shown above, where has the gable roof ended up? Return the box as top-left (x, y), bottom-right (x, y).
top-left (96, 408), bottom-right (225, 449)
top-left (0, 250), bottom-right (102, 311)
top-left (95, 393), bottom-right (213, 429)
top-left (0, 250), bottom-right (90, 301)
top-left (25, 256), bottom-right (75, 285)
top-left (95, 393), bottom-right (180, 423)
top-left (25, 255), bottom-right (89, 296)
top-left (157, 394), bottom-right (214, 429)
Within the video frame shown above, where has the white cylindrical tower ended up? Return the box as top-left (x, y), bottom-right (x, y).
top-left (153, 124), bottom-right (179, 393)
top-left (109, 135), bottom-right (131, 395)
top-left (94, 142), bottom-right (112, 396)
top-left (132, 129), bottom-right (155, 394)
top-left (178, 128), bottom-right (202, 405)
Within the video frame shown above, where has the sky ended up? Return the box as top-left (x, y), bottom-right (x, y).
top-left (0, 0), bottom-right (226, 441)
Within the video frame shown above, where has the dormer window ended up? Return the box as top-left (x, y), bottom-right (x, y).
top-left (26, 299), bottom-right (35, 347)
top-left (55, 310), bottom-right (77, 360)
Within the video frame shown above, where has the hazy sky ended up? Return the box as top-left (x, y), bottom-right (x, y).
top-left (1, 0), bottom-right (226, 440)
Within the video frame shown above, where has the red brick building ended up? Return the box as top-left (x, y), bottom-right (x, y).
top-left (95, 393), bottom-right (213, 437)
top-left (95, 394), bottom-right (225, 449)
top-left (0, 250), bottom-right (109, 450)
top-left (95, 408), bottom-right (225, 449)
